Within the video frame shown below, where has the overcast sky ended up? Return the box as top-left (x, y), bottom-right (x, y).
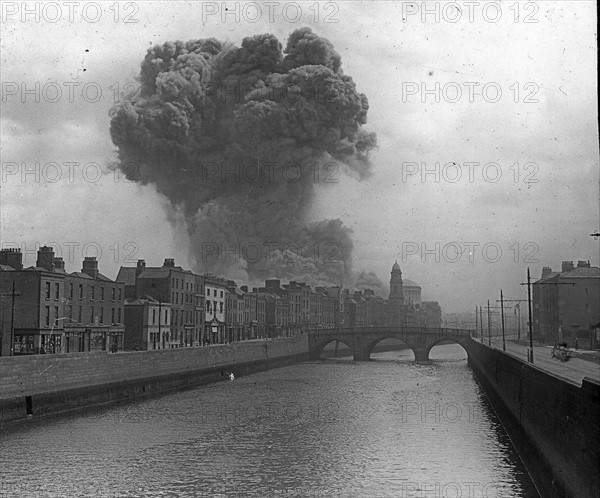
top-left (1, 1), bottom-right (598, 314)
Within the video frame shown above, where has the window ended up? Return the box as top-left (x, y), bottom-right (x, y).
top-left (117, 308), bottom-right (121, 323)
top-left (91, 286), bottom-right (95, 301)
top-left (100, 287), bottom-right (104, 301)
top-left (69, 283), bottom-right (73, 299)
top-left (164, 309), bottom-right (168, 324)
top-left (90, 307), bottom-right (94, 324)
top-left (45, 306), bottom-right (50, 326)
top-left (55, 306), bottom-right (59, 323)
top-left (152, 309), bottom-right (156, 324)
top-left (55, 283), bottom-right (60, 300)
top-left (79, 284), bottom-right (83, 299)
top-left (45, 282), bottom-right (51, 299)
top-left (112, 287), bottom-right (116, 301)
top-left (220, 291), bottom-right (223, 298)
top-left (175, 293), bottom-right (178, 304)
top-left (220, 302), bottom-right (223, 314)
top-left (111, 308), bottom-right (115, 324)
top-left (100, 307), bottom-right (104, 324)
top-left (78, 306), bottom-right (82, 323)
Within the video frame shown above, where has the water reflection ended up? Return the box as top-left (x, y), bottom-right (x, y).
top-left (0, 344), bottom-right (538, 497)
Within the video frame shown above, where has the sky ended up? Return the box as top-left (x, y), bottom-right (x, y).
top-left (1, 0), bottom-right (598, 315)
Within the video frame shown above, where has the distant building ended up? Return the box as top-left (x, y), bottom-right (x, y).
top-left (419, 301), bottom-right (442, 328)
top-left (533, 260), bottom-right (600, 347)
top-left (117, 259), bottom-right (204, 348)
top-left (124, 296), bottom-right (171, 350)
top-left (387, 261), bottom-right (418, 327)
top-left (204, 274), bottom-right (228, 344)
top-left (225, 280), bottom-right (244, 343)
top-left (402, 279), bottom-right (421, 306)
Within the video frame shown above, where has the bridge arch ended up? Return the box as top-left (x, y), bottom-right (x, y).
top-left (362, 336), bottom-right (417, 361)
top-left (426, 338), bottom-right (470, 361)
top-left (309, 337), bottom-right (354, 360)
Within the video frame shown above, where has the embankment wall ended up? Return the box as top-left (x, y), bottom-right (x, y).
top-left (468, 339), bottom-right (600, 498)
top-left (1, 335), bottom-right (309, 424)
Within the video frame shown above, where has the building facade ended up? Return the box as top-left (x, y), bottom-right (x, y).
top-left (204, 274), bottom-right (228, 344)
top-left (118, 259), bottom-right (204, 348)
top-left (0, 248), bottom-right (125, 356)
top-left (124, 297), bottom-right (171, 350)
top-left (533, 260), bottom-right (600, 347)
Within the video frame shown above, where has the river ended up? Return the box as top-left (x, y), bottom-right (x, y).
top-left (0, 344), bottom-right (539, 497)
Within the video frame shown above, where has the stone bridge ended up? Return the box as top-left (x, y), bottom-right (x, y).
top-left (308, 327), bottom-right (475, 361)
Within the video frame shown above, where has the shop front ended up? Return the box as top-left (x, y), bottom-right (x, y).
top-left (12, 328), bottom-right (64, 355)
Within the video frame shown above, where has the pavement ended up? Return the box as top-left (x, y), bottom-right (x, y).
top-left (483, 336), bottom-right (600, 385)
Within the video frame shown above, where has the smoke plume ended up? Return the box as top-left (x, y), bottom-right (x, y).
top-left (110, 28), bottom-right (376, 286)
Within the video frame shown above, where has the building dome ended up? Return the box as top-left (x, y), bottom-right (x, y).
top-left (392, 261), bottom-right (401, 271)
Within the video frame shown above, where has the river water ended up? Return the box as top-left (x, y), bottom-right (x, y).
top-left (0, 344), bottom-right (539, 497)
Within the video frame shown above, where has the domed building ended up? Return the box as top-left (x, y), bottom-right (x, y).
top-left (387, 262), bottom-right (438, 327)
top-left (402, 279), bottom-right (421, 306)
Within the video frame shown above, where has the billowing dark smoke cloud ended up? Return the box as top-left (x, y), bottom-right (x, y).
top-left (110, 27), bottom-right (376, 286)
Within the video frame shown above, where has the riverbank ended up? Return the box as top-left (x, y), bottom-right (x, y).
top-left (0, 335), bottom-right (309, 425)
top-left (468, 339), bottom-right (600, 498)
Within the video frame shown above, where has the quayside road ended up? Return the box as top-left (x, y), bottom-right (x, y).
top-left (486, 337), bottom-right (600, 385)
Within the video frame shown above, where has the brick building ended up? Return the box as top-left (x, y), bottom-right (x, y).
top-left (117, 259), bottom-right (204, 348)
top-left (0, 247), bottom-right (124, 356)
top-left (203, 274), bottom-right (228, 344)
top-left (124, 296), bottom-right (171, 350)
top-left (533, 260), bottom-right (600, 347)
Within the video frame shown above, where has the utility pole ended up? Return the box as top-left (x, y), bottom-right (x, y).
top-left (487, 300), bottom-right (491, 346)
top-left (158, 298), bottom-right (162, 350)
top-left (521, 267), bottom-right (575, 363)
top-left (527, 268), bottom-right (533, 362)
top-left (500, 290), bottom-right (506, 351)
top-left (480, 306), bottom-right (484, 343)
top-left (1, 281), bottom-right (21, 356)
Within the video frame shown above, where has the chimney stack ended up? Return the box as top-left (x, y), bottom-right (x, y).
top-left (0, 248), bottom-right (23, 270)
top-left (163, 258), bottom-right (175, 268)
top-left (241, 285), bottom-right (248, 292)
top-left (541, 267), bottom-right (552, 279)
top-left (53, 257), bottom-right (65, 271)
top-left (82, 256), bottom-right (99, 279)
top-left (36, 246), bottom-right (55, 271)
top-left (136, 259), bottom-right (146, 276)
top-left (561, 261), bottom-right (575, 273)
top-left (577, 260), bottom-right (590, 268)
